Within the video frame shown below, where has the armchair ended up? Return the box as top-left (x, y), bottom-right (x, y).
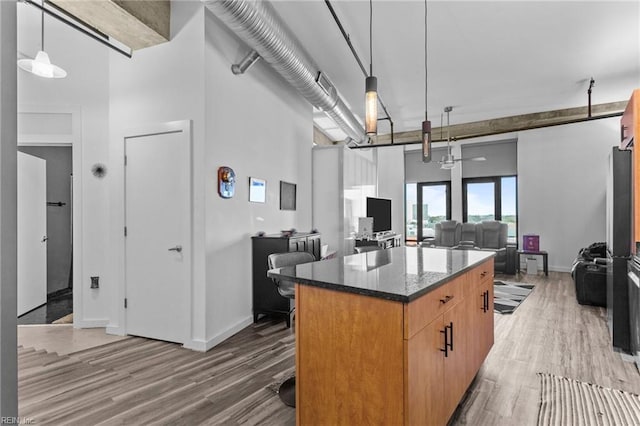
top-left (431, 220), bottom-right (461, 247)
top-left (474, 221), bottom-right (516, 274)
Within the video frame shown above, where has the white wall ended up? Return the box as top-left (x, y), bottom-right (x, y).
top-left (0, 0), bottom-right (18, 417)
top-left (17, 2), bottom-right (111, 327)
top-left (313, 145), bottom-right (377, 256)
top-left (518, 117), bottom-right (620, 272)
top-left (108, 2), bottom-right (207, 347)
top-left (204, 10), bottom-right (313, 347)
top-left (377, 145), bottom-right (405, 238)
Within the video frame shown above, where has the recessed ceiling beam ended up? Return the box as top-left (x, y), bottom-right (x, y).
top-left (313, 126), bottom-right (334, 146)
top-left (48, 0), bottom-right (170, 50)
top-left (370, 101), bottom-right (627, 146)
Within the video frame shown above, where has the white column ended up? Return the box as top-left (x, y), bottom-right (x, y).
top-left (451, 144), bottom-right (463, 222)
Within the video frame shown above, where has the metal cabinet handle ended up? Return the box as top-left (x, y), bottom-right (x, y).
top-left (481, 292), bottom-right (486, 312)
top-left (440, 327), bottom-right (449, 357)
top-left (448, 322), bottom-right (454, 351)
top-left (439, 295), bottom-right (454, 304)
top-left (168, 245), bottom-right (182, 253)
top-left (41, 236), bottom-right (48, 243)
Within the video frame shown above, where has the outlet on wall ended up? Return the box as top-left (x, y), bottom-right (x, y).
top-left (90, 276), bottom-right (99, 289)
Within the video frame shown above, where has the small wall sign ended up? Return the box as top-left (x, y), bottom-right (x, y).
top-left (218, 166), bottom-right (236, 198)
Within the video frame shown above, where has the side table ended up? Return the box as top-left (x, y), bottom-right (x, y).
top-left (516, 250), bottom-right (548, 276)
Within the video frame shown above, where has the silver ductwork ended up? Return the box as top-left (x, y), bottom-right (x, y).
top-left (204, 0), bottom-right (366, 144)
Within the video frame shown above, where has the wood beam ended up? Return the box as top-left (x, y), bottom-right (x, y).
top-left (372, 101), bottom-right (627, 146)
top-left (313, 125), bottom-right (335, 146)
top-left (49, 0), bottom-right (170, 50)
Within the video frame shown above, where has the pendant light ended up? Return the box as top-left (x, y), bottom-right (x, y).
top-left (364, 0), bottom-right (377, 137)
top-left (421, 0), bottom-right (432, 163)
top-left (17, 3), bottom-right (67, 79)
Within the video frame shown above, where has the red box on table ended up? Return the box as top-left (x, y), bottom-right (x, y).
top-left (523, 235), bottom-right (539, 252)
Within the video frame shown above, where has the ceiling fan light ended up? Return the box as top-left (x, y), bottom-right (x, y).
top-left (440, 161), bottom-right (455, 170)
top-left (18, 50), bottom-right (67, 79)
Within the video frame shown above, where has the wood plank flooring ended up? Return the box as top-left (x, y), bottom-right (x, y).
top-left (18, 272), bottom-right (640, 425)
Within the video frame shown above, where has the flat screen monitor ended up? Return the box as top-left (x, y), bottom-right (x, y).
top-left (366, 197), bottom-right (392, 233)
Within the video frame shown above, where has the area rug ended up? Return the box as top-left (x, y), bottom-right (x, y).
top-left (537, 373), bottom-right (640, 425)
top-left (494, 281), bottom-right (534, 314)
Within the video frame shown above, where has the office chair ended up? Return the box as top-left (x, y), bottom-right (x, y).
top-left (267, 250), bottom-right (316, 407)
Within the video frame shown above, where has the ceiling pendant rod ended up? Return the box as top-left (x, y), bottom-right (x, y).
top-left (421, 0), bottom-right (432, 162)
top-left (324, 0), bottom-right (394, 142)
top-left (20, 0), bottom-right (132, 58)
top-left (588, 77), bottom-right (595, 118)
top-left (41, 1), bottom-right (44, 51)
top-left (364, 0), bottom-right (378, 137)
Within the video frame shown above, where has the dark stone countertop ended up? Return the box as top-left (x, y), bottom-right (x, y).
top-left (267, 246), bottom-right (494, 303)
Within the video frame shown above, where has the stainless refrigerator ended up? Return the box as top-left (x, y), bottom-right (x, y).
top-left (606, 147), bottom-right (632, 352)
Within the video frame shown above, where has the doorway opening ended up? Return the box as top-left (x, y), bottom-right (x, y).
top-left (17, 146), bottom-right (73, 324)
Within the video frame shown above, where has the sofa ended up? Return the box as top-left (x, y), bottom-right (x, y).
top-left (422, 220), bottom-right (516, 274)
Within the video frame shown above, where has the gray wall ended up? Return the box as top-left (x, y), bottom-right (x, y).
top-left (405, 147), bottom-right (450, 183)
top-left (461, 139), bottom-right (517, 178)
top-left (518, 117), bottom-right (619, 272)
top-left (18, 146), bottom-right (72, 294)
top-left (0, 0), bottom-right (18, 418)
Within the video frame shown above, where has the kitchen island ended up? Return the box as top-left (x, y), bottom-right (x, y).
top-left (268, 246), bottom-right (495, 425)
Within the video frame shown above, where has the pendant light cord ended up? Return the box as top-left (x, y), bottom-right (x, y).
top-left (41, 1), bottom-right (45, 51)
top-left (369, 0), bottom-right (373, 77)
top-left (424, 0), bottom-right (428, 121)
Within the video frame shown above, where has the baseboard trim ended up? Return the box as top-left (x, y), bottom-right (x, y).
top-left (184, 316), bottom-right (253, 352)
top-left (106, 325), bottom-right (126, 336)
top-left (74, 319), bottom-right (109, 328)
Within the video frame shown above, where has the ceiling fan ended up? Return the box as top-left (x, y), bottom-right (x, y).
top-left (438, 106), bottom-right (486, 169)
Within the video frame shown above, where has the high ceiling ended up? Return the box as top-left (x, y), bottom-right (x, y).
top-left (17, 1), bottom-right (640, 142)
top-left (269, 1), bottom-right (640, 141)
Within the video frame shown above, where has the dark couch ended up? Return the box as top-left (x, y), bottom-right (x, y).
top-left (422, 220), bottom-right (516, 274)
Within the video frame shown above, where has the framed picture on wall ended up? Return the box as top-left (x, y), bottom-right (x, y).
top-left (280, 181), bottom-right (296, 211)
top-left (249, 177), bottom-right (266, 203)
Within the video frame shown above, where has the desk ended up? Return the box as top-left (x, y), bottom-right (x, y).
top-left (517, 250), bottom-right (548, 276)
top-left (354, 233), bottom-right (402, 249)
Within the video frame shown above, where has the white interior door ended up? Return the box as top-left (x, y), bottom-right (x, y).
top-left (17, 152), bottom-right (47, 316)
top-left (125, 125), bottom-right (190, 344)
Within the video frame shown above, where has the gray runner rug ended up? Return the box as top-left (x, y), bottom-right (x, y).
top-left (538, 373), bottom-right (640, 425)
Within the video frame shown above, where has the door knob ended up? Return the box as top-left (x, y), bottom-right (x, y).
top-left (168, 245), bottom-right (182, 253)
top-left (41, 236), bottom-right (48, 242)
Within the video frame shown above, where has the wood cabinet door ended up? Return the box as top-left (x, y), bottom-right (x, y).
top-left (442, 301), bottom-right (469, 421)
top-left (405, 317), bottom-right (446, 426)
top-left (465, 282), bottom-right (484, 386)
top-left (479, 278), bottom-right (495, 360)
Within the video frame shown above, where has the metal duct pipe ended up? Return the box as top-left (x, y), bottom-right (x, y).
top-left (231, 50), bottom-right (260, 74)
top-left (204, 0), bottom-right (366, 143)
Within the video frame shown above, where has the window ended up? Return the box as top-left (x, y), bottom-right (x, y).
top-left (463, 176), bottom-right (517, 244)
top-left (406, 181), bottom-right (451, 242)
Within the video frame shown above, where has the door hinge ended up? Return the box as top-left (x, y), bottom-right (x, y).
top-left (124, 155), bottom-right (127, 166)
top-left (124, 298), bottom-right (128, 308)
top-left (124, 227), bottom-right (127, 237)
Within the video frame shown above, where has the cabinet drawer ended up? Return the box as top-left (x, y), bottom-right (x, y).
top-left (404, 273), bottom-right (464, 339)
top-left (470, 259), bottom-right (494, 287)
